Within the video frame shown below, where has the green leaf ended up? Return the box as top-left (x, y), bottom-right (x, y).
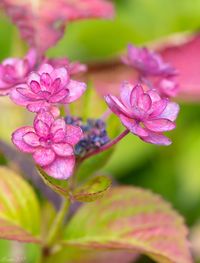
top-left (63, 186), bottom-right (192, 263)
top-left (73, 175), bottom-right (111, 202)
top-left (37, 166), bottom-right (69, 198)
top-left (0, 166), bottom-right (40, 243)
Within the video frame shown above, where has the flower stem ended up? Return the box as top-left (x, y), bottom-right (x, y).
top-left (45, 197), bottom-right (70, 247)
top-left (80, 129), bottom-right (129, 162)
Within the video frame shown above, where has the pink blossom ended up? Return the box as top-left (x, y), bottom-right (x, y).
top-left (122, 44), bottom-right (177, 77)
top-left (10, 63), bottom-right (86, 114)
top-left (0, 49), bottom-right (36, 95)
top-left (12, 111), bottom-right (83, 179)
top-left (105, 82), bottom-right (179, 145)
top-left (156, 78), bottom-right (179, 98)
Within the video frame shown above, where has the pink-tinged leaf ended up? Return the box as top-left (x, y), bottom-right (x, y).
top-left (160, 34), bottom-right (200, 101)
top-left (63, 186), bottom-right (192, 263)
top-left (2, 0), bottom-right (115, 53)
top-left (0, 166), bottom-right (41, 243)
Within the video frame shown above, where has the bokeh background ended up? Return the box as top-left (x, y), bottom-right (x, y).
top-left (1, 0), bottom-right (200, 262)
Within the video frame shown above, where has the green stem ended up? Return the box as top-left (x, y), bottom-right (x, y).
top-left (45, 197), bottom-right (70, 247)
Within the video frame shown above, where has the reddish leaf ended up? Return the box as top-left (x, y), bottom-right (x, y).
top-left (2, 0), bottom-right (114, 53)
top-left (63, 186), bottom-right (193, 263)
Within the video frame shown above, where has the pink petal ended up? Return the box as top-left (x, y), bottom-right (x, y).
top-left (120, 82), bottom-right (133, 108)
top-left (25, 48), bottom-right (37, 69)
top-left (147, 89), bottom-right (161, 103)
top-left (27, 72), bottom-right (40, 86)
top-left (50, 88), bottom-right (69, 103)
top-left (130, 84), bottom-right (144, 107)
top-left (43, 156), bottom-right (75, 179)
top-left (120, 114), bottom-right (148, 137)
top-left (30, 80), bottom-right (41, 94)
top-left (52, 142), bottom-right (74, 157)
top-left (12, 126), bottom-right (36, 153)
top-left (27, 101), bottom-right (49, 113)
top-left (33, 148), bottom-right (55, 166)
top-left (34, 111), bottom-right (54, 127)
top-left (150, 99), bottom-right (168, 118)
top-left (51, 119), bottom-right (66, 134)
top-left (51, 67), bottom-right (69, 87)
top-left (144, 119), bottom-right (175, 132)
top-left (62, 80), bottom-right (86, 103)
top-left (66, 125), bottom-right (83, 145)
top-left (141, 130), bottom-right (172, 146)
top-left (38, 64), bottom-right (54, 75)
top-left (53, 129), bottom-right (66, 143)
top-left (159, 102), bottom-right (180, 122)
top-left (34, 120), bottom-right (50, 138)
top-left (10, 84), bottom-right (30, 106)
top-left (138, 93), bottom-right (152, 112)
top-left (40, 73), bottom-right (52, 90)
top-left (23, 132), bottom-right (40, 147)
top-left (105, 94), bottom-right (132, 117)
top-left (17, 87), bottom-right (39, 100)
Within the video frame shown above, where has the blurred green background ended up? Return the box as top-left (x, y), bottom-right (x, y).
top-left (1, 0), bottom-right (200, 262)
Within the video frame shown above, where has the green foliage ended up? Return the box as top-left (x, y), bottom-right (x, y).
top-left (73, 175), bottom-right (111, 202)
top-left (63, 187), bottom-right (192, 263)
top-left (0, 166), bottom-right (41, 243)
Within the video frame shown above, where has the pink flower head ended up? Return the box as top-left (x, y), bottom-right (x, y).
top-left (0, 49), bottom-right (36, 95)
top-left (122, 44), bottom-right (177, 77)
top-left (10, 63), bottom-right (87, 114)
top-left (12, 111), bottom-right (83, 179)
top-left (105, 82), bottom-right (179, 145)
top-left (156, 78), bottom-right (179, 98)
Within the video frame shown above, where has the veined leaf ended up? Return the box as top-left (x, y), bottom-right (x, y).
top-left (73, 175), bottom-right (111, 202)
top-left (0, 166), bottom-right (40, 243)
top-left (63, 186), bottom-right (192, 263)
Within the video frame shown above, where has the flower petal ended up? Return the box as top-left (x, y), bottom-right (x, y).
top-left (120, 114), bottom-right (148, 137)
top-left (10, 84), bottom-right (30, 106)
top-left (140, 130), bottom-right (172, 146)
top-left (120, 82), bottom-right (133, 108)
top-left (33, 148), bottom-right (55, 166)
top-left (23, 132), bottom-right (40, 147)
top-left (138, 93), bottom-right (152, 111)
top-left (130, 84), bottom-right (144, 107)
top-left (27, 72), bottom-right (40, 86)
top-left (66, 125), bottom-right (83, 145)
top-left (50, 88), bottom-right (69, 103)
top-left (52, 142), bottom-right (74, 157)
top-left (34, 111), bottom-right (54, 127)
top-left (30, 80), bottom-right (41, 94)
top-left (12, 126), bottom-right (36, 153)
top-left (144, 119), bottom-right (175, 132)
top-left (38, 64), bottom-right (54, 75)
top-left (43, 156), bottom-right (75, 179)
top-left (51, 119), bottom-right (66, 134)
top-left (105, 94), bottom-right (132, 117)
top-left (51, 67), bottom-right (69, 87)
top-left (34, 120), bottom-right (50, 138)
top-left (159, 102), bottom-right (180, 121)
top-left (62, 80), bottom-right (86, 103)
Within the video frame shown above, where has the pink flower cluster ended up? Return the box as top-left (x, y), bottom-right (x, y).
top-left (105, 82), bottom-right (179, 145)
top-left (123, 44), bottom-right (179, 98)
top-left (0, 48), bottom-right (87, 179)
top-left (12, 111), bottom-right (83, 179)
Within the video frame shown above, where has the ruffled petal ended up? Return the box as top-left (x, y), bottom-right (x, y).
top-left (12, 126), bottom-right (36, 153)
top-left (33, 148), bottom-right (55, 166)
top-left (52, 142), bottom-right (74, 157)
top-left (105, 94), bottom-right (132, 117)
top-left (138, 93), bottom-right (152, 111)
top-left (43, 156), bottom-right (75, 179)
top-left (50, 88), bottom-right (69, 103)
top-left (34, 120), bottom-right (50, 138)
top-left (62, 80), bottom-right (86, 103)
top-left (10, 84), bottom-right (30, 106)
top-left (53, 129), bottom-right (66, 143)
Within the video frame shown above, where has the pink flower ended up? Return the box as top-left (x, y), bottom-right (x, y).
top-left (156, 78), bottom-right (179, 98)
top-left (105, 82), bottom-right (179, 145)
top-left (122, 44), bottom-right (177, 77)
top-left (12, 111), bottom-right (83, 179)
top-left (0, 49), bottom-right (36, 95)
top-left (10, 63), bottom-right (86, 114)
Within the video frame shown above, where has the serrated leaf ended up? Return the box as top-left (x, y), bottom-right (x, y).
top-left (63, 186), bottom-right (192, 263)
top-left (0, 166), bottom-right (40, 243)
top-left (37, 166), bottom-right (69, 198)
top-left (73, 175), bottom-right (111, 202)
